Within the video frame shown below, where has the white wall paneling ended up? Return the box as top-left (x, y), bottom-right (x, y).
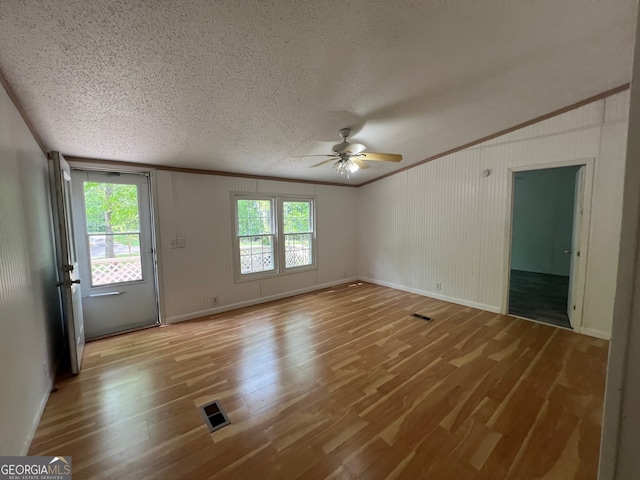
top-left (583, 122), bottom-right (628, 337)
top-left (599, 9), bottom-right (640, 476)
top-left (358, 91), bottom-right (630, 338)
top-left (156, 171), bottom-right (358, 323)
top-left (315, 185), bottom-right (358, 286)
top-left (0, 85), bottom-right (63, 454)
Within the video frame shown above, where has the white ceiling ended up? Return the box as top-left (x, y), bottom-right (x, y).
top-left (0, 1), bottom-right (636, 185)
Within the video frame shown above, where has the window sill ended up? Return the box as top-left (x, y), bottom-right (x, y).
top-left (234, 264), bottom-right (317, 283)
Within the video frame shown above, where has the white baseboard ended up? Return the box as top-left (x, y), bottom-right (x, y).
top-left (358, 277), bottom-right (501, 313)
top-left (22, 367), bottom-right (55, 455)
top-left (166, 276), bottom-right (611, 341)
top-left (166, 277), bottom-right (360, 324)
top-left (579, 327), bottom-right (611, 340)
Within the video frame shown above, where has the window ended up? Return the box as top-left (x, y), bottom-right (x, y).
top-left (283, 200), bottom-right (313, 268)
top-left (233, 195), bottom-right (315, 280)
top-left (236, 198), bottom-right (275, 275)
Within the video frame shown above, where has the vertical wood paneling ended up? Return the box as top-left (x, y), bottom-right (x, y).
top-left (357, 174), bottom-right (407, 285)
top-left (477, 147), bottom-right (511, 308)
top-left (358, 91), bottom-right (629, 338)
top-left (157, 172), bottom-right (358, 322)
top-left (0, 85), bottom-right (62, 454)
top-left (478, 100), bottom-right (605, 148)
top-left (257, 179), bottom-right (315, 195)
top-left (582, 122), bottom-right (628, 333)
top-left (159, 172), bottom-right (259, 318)
top-left (315, 185), bottom-right (358, 285)
top-left (405, 150), bottom-right (482, 302)
top-left (604, 89), bottom-right (630, 123)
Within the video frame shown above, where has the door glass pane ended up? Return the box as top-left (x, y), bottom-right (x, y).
top-left (63, 175), bottom-right (78, 263)
top-left (83, 182), bottom-right (142, 286)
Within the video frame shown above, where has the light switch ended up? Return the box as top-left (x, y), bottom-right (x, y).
top-left (177, 237), bottom-right (186, 248)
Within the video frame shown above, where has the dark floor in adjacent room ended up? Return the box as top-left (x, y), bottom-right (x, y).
top-left (508, 269), bottom-right (572, 329)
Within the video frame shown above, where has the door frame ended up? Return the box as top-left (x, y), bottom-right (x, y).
top-left (501, 157), bottom-right (595, 332)
top-left (67, 160), bottom-right (166, 328)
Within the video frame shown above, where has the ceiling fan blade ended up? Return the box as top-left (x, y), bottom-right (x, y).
top-left (343, 143), bottom-right (366, 154)
top-left (352, 158), bottom-right (369, 169)
top-left (310, 158), bottom-right (338, 168)
top-left (358, 152), bottom-right (403, 162)
top-left (293, 154), bottom-right (338, 158)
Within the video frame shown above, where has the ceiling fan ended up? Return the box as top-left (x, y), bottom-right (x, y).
top-left (301, 128), bottom-right (402, 178)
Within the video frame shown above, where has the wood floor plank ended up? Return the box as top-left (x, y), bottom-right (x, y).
top-left (28, 282), bottom-right (608, 479)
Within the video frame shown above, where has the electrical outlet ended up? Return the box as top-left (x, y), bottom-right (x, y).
top-left (436, 282), bottom-right (442, 291)
top-left (212, 296), bottom-right (219, 306)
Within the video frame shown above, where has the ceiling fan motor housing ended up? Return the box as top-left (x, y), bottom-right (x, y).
top-left (332, 128), bottom-right (353, 153)
top-left (332, 142), bottom-right (350, 154)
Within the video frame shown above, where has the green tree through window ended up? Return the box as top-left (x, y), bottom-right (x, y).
top-left (84, 182), bottom-right (139, 258)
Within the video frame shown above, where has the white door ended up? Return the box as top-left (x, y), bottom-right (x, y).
top-left (51, 152), bottom-right (85, 374)
top-left (567, 166), bottom-right (585, 325)
top-left (71, 170), bottom-right (158, 339)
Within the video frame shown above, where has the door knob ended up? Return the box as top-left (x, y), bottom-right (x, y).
top-left (564, 250), bottom-right (572, 254)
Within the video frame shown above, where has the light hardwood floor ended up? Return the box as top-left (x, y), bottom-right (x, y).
top-left (29, 282), bottom-right (609, 479)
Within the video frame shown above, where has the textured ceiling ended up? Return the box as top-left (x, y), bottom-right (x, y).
top-left (0, 0), bottom-right (636, 184)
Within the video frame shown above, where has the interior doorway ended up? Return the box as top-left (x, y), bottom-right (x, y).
top-left (71, 170), bottom-right (159, 339)
top-left (507, 165), bottom-right (585, 329)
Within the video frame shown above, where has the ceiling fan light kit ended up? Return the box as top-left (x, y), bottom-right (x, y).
top-left (332, 158), bottom-right (359, 178)
top-left (302, 128), bottom-right (403, 178)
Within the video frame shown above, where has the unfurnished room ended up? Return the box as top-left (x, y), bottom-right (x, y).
top-left (1, 1), bottom-right (640, 479)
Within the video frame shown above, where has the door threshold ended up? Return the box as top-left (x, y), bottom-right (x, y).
top-left (87, 322), bottom-right (160, 342)
top-left (508, 313), bottom-right (574, 332)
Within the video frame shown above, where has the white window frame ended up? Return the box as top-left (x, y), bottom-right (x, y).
top-left (278, 196), bottom-right (317, 273)
top-left (233, 195), bottom-right (278, 281)
top-left (232, 193), bottom-right (316, 282)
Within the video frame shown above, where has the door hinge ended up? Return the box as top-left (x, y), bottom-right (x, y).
top-left (573, 305), bottom-right (576, 310)
top-left (577, 251), bottom-right (580, 257)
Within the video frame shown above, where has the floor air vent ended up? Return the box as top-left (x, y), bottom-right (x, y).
top-left (412, 313), bottom-right (433, 321)
top-left (199, 400), bottom-right (230, 433)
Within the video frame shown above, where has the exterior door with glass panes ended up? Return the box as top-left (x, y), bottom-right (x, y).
top-left (71, 170), bottom-right (158, 339)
